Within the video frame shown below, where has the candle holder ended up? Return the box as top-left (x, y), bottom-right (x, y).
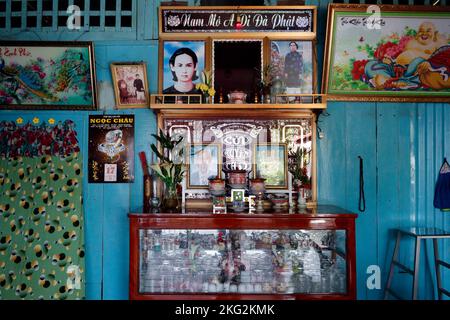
top-left (226, 170), bottom-right (248, 189)
top-left (249, 177), bottom-right (266, 198)
top-left (208, 176), bottom-right (226, 196)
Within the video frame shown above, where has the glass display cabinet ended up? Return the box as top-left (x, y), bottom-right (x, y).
top-left (129, 205), bottom-right (357, 300)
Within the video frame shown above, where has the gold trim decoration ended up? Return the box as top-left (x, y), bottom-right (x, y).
top-left (159, 6), bottom-right (317, 39)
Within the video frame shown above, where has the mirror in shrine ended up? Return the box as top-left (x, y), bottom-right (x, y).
top-left (212, 40), bottom-right (263, 104)
top-left (163, 115), bottom-right (315, 204)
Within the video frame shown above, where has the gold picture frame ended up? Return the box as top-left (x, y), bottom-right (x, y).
top-left (158, 40), bottom-right (207, 94)
top-left (0, 41), bottom-right (97, 110)
top-left (186, 143), bottom-right (222, 189)
top-left (268, 39), bottom-right (318, 96)
top-left (253, 143), bottom-right (288, 189)
top-left (322, 4), bottom-right (450, 102)
top-left (110, 62), bottom-right (149, 109)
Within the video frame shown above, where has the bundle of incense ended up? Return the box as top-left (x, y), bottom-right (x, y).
top-left (139, 151), bottom-right (152, 213)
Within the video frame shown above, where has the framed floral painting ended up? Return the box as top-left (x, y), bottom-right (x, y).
top-left (322, 4), bottom-right (450, 102)
top-left (0, 41), bottom-right (97, 109)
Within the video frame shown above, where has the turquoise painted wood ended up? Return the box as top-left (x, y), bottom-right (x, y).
top-left (0, 0), bottom-right (449, 300)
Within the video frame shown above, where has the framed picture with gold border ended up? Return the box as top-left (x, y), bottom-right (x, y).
top-left (253, 143), bottom-right (288, 189)
top-left (0, 41), bottom-right (97, 110)
top-left (159, 40), bottom-right (206, 94)
top-left (110, 62), bottom-right (149, 108)
top-left (269, 40), bottom-right (317, 95)
top-left (186, 143), bottom-right (222, 189)
top-left (322, 4), bottom-right (450, 102)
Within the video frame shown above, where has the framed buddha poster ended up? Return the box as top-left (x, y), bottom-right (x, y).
top-left (322, 4), bottom-right (450, 102)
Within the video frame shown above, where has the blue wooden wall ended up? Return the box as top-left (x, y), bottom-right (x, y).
top-left (0, 0), bottom-right (448, 300)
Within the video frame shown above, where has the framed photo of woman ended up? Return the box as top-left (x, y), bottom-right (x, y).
top-left (270, 40), bottom-right (315, 95)
top-left (159, 41), bottom-right (205, 95)
top-left (110, 62), bottom-right (149, 108)
top-left (186, 143), bottom-right (221, 189)
top-left (253, 143), bottom-right (288, 189)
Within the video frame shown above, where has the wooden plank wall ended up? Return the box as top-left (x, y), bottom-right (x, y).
top-left (0, 0), bottom-right (448, 300)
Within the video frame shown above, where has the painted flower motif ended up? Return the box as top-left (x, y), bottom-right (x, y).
top-left (16, 117), bottom-right (23, 124)
top-left (295, 16), bottom-right (309, 28)
top-left (32, 117), bottom-right (40, 124)
top-left (374, 41), bottom-right (397, 60)
top-left (48, 118), bottom-right (55, 125)
top-left (167, 15), bottom-right (181, 27)
top-left (351, 59), bottom-right (369, 81)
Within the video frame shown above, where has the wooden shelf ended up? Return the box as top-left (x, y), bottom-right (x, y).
top-left (150, 94), bottom-right (327, 110)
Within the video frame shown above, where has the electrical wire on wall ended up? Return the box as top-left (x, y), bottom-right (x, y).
top-left (358, 156), bottom-right (366, 212)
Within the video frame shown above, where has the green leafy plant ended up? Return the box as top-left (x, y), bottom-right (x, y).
top-left (150, 129), bottom-right (185, 193)
top-left (260, 63), bottom-right (276, 93)
top-left (288, 147), bottom-right (311, 188)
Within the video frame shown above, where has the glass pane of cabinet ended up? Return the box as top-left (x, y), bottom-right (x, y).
top-left (139, 229), bottom-right (347, 295)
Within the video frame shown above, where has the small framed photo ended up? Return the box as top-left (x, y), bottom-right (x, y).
top-left (186, 143), bottom-right (221, 189)
top-left (110, 62), bottom-right (149, 108)
top-left (254, 143), bottom-right (288, 189)
top-left (231, 189), bottom-right (246, 202)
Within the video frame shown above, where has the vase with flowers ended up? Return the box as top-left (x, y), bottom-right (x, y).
top-left (288, 147), bottom-right (311, 207)
top-left (150, 129), bottom-right (185, 212)
top-left (196, 70), bottom-right (216, 104)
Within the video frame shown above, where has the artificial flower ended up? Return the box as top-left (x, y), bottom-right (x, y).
top-left (196, 70), bottom-right (215, 97)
